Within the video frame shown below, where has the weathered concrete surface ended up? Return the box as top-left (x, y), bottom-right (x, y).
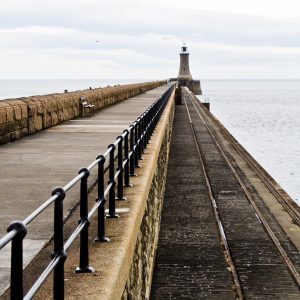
top-left (27, 86), bottom-right (175, 299)
top-left (0, 84), bottom-right (169, 296)
top-left (0, 81), bottom-right (165, 145)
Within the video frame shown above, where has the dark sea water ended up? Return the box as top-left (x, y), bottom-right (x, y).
top-left (199, 79), bottom-right (300, 205)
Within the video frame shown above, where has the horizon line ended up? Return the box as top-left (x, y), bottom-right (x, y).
top-left (0, 78), bottom-right (300, 81)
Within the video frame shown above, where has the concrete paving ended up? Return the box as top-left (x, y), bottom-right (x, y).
top-left (0, 85), bottom-right (168, 295)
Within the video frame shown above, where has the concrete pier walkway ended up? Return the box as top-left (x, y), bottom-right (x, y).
top-left (151, 90), bottom-right (300, 299)
top-left (0, 85), bottom-right (169, 294)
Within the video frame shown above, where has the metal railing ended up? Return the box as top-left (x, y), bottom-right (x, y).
top-left (0, 84), bottom-right (174, 300)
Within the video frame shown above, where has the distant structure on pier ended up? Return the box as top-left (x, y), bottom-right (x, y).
top-left (177, 42), bottom-right (202, 95)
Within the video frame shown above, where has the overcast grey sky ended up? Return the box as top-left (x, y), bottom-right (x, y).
top-left (1, 0), bottom-right (300, 79)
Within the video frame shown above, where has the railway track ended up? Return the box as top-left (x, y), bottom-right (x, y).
top-left (190, 91), bottom-right (300, 229)
top-left (183, 89), bottom-right (300, 299)
top-left (183, 96), bottom-right (244, 299)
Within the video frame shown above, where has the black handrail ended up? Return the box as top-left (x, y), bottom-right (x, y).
top-left (0, 83), bottom-right (174, 299)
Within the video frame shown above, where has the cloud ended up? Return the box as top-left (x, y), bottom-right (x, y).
top-left (0, 0), bottom-right (300, 78)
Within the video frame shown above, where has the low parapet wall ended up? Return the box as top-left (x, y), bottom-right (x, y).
top-left (0, 81), bottom-right (165, 145)
top-left (121, 97), bottom-right (174, 299)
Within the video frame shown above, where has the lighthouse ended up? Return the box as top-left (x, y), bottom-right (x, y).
top-left (177, 42), bottom-right (192, 84)
top-left (177, 42), bottom-right (202, 95)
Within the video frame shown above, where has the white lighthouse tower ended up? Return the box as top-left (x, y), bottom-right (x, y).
top-left (177, 42), bottom-right (192, 84)
top-left (177, 42), bottom-right (202, 95)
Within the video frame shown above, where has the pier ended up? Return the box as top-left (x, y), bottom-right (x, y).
top-left (1, 46), bottom-right (300, 299)
top-left (151, 88), bottom-right (300, 299)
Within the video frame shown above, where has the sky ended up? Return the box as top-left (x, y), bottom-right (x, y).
top-left (0, 0), bottom-right (300, 79)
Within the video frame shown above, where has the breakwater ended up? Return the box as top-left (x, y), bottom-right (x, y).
top-left (1, 83), bottom-right (300, 299)
top-left (0, 81), bottom-right (165, 145)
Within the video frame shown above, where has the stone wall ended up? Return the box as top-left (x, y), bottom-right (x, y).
top-left (188, 79), bottom-right (202, 95)
top-left (0, 81), bottom-right (165, 145)
top-left (121, 97), bottom-right (174, 299)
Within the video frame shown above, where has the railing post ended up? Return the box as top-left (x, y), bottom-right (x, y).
top-left (149, 105), bottom-right (154, 137)
top-left (154, 100), bottom-right (159, 127)
top-left (95, 155), bottom-right (110, 242)
top-left (7, 221), bottom-right (27, 300)
top-left (129, 125), bottom-right (136, 176)
top-left (123, 130), bottom-right (132, 187)
top-left (52, 187), bottom-right (66, 300)
top-left (142, 113), bottom-right (148, 149)
top-left (148, 106), bottom-right (154, 140)
top-left (134, 122), bottom-right (140, 167)
top-left (75, 168), bottom-right (95, 273)
top-left (116, 136), bottom-right (126, 200)
top-left (140, 116), bottom-right (145, 153)
top-left (106, 145), bottom-right (119, 218)
top-left (144, 111), bottom-right (149, 145)
top-left (137, 118), bottom-right (143, 159)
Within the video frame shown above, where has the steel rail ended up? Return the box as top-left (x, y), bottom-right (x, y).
top-left (64, 221), bottom-right (86, 252)
top-left (24, 257), bottom-right (60, 300)
top-left (183, 96), bottom-right (244, 300)
top-left (0, 230), bottom-right (17, 249)
top-left (88, 198), bottom-right (104, 220)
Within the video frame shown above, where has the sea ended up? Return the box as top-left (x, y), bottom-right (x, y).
top-left (0, 79), bottom-right (299, 205)
top-left (199, 79), bottom-right (300, 206)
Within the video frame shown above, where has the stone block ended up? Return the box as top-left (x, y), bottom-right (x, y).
top-left (0, 133), bottom-right (10, 145)
top-left (5, 106), bottom-right (14, 123)
top-left (0, 124), bottom-right (7, 135)
top-left (63, 108), bottom-right (69, 120)
top-left (20, 118), bottom-right (28, 128)
top-left (73, 106), bottom-right (78, 117)
top-left (58, 110), bottom-right (65, 122)
top-left (51, 113), bottom-right (58, 126)
top-left (42, 99), bottom-right (51, 114)
top-left (57, 99), bottom-right (64, 110)
top-left (13, 106), bottom-right (22, 120)
top-left (36, 101), bottom-right (43, 115)
top-left (10, 130), bottom-right (20, 141)
top-left (0, 108), bottom-right (7, 125)
top-left (50, 99), bottom-right (58, 112)
top-left (21, 104), bottom-right (28, 119)
top-left (21, 127), bottom-right (29, 137)
top-left (43, 114), bottom-right (52, 128)
top-left (6, 122), bottom-right (17, 132)
top-left (66, 107), bottom-right (72, 119)
top-left (28, 118), bottom-right (35, 134)
top-left (27, 103), bottom-right (37, 117)
top-left (34, 115), bottom-right (43, 131)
